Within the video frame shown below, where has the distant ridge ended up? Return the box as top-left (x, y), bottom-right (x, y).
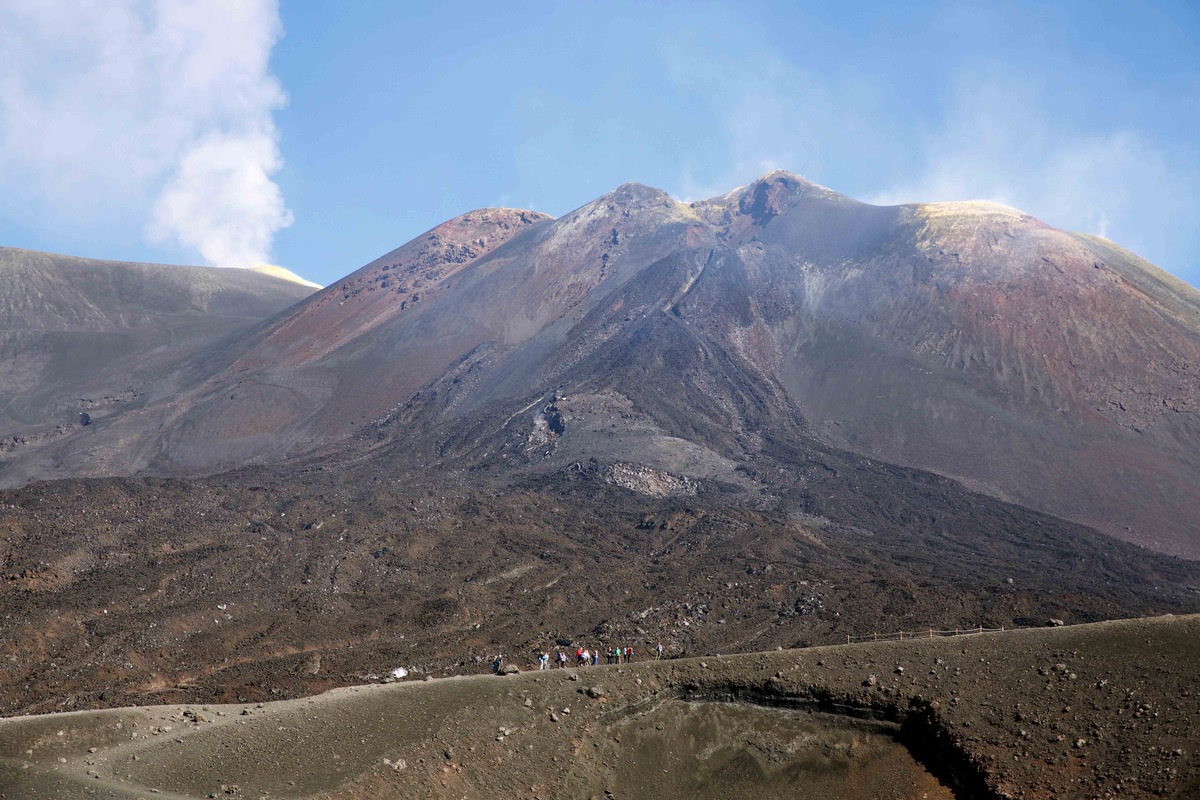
top-left (0, 245), bottom-right (317, 485)
top-left (250, 263), bottom-right (323, 288)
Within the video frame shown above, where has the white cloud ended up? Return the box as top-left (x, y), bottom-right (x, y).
top-left (0, 0), bottom-right (291, 267)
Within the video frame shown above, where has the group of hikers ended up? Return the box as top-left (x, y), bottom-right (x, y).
top-left (492, 641), bottom-right (666, 673)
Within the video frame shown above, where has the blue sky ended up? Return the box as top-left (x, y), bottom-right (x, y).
top-left (1, 1), bottom-right (1197, 288)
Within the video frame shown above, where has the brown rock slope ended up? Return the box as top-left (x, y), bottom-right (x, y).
top-left (2, 462), bottom-right (1198, 721)
top-left (147, 207), bottom-right (557, 473)
top-left (1, 615), bottom-right (1196, 799)
top-left (0, 247), bottom-right (317, 485)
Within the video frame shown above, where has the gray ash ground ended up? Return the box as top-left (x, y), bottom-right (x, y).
top-left (0, 615), bottom-right (1196, 799)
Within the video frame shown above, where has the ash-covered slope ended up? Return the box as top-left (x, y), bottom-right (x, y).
top-left (354, 172), bottom-right (1200, 557)
top-left (148, 207), bottom-right (558, 471)
top-left (717, 176), bottom-right (1200, 557)
top-left (4, 173), bottom-right (1199, 557)
top-left (0, 247), bottom-right (317, 483)
top-left (72, 191), bottom-right (692, 475)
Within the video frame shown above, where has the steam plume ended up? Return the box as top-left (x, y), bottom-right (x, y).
top-left (0, 0), bottom-right (292, 267)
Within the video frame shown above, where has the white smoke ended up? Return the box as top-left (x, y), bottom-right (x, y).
top-left (866, 77), bottom-right (1189, 264)
top-left (151, 131), bottom-right (291, 267)
top-left (658, 38), bottom-right (1197, 281)
top-left (0, 0), bottom-right (291, 267)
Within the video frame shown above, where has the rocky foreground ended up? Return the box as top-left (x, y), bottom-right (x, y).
top-left (0, 614), bottom-right (1195, 799)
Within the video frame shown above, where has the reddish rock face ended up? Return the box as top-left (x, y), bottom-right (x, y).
top-left (3, 173), bottom-right (1199, 557)
top-left (146, 208), bottom-right (556, 462)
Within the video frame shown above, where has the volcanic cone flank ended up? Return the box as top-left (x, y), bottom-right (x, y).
top-left (2, 172), bottom-right (1199, 559)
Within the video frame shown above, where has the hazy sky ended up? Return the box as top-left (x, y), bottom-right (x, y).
top-left (1, 1), bottom-right (1197, 288)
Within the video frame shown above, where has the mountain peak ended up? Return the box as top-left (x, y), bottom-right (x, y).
top-left (755, 168), bottom-right (823, 187)
top-left (906, 200), bottom-right (1045, 248)
top-left (449, 207), bottom-right (554, 225)
top-left (696, 170), bottom-right (851, 213)
top-left (749, 170), bottom-right (851, 202)
top-left (319, 206), bottom-right (554, 310)
top-left (555, 182), bottom-right (690, 232)
top-left (603, 181), bottom-right (676, 205)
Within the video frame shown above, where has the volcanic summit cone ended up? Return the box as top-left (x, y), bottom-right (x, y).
top-left (2, 173), bottom-right (1199, 558)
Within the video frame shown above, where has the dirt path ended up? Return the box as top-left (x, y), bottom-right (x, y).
top-left (2, 614), bottom-right (1197, 799)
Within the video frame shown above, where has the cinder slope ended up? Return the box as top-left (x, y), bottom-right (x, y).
top-left (1, 615), bottom-right (1196, 800)
top-left (147, 207), bottom-right (558, 472)
top-left (0, 247), bottom-right (316, 484)
top-left (4, 173), bottom-right (1199, 557)
top-left (3, 462), bottom-right (1197, 722)
top-left (135, 189), bottom-right (704, 474)
top-left (363, 172), bottom-right (1200, 556)
top-left (716, 180), bottom-right (1200, 556)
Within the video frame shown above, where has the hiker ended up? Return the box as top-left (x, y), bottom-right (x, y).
top-left (655, 641), bottom-right (664, 660)
top-left (624, 646), bottom-right (633, 662)
top-left (491, 655), bottom-right (503, 674)
top-left (538, 651), bottom-right (549, 670)
top-left (576, 647), bottom-right (586, 667)
top-left (591, 649), bottom-right (599, 666)
top-left (557, 650), bottom-right (568, 668)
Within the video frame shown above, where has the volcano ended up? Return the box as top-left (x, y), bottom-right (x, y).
top-left (6, 172), bottom-right (1196, 557)
top-left (3, 173), bottom-right (1200, 737)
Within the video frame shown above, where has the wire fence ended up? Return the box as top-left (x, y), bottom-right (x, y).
top-left (845, 625), bottom-right (1014, 644)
